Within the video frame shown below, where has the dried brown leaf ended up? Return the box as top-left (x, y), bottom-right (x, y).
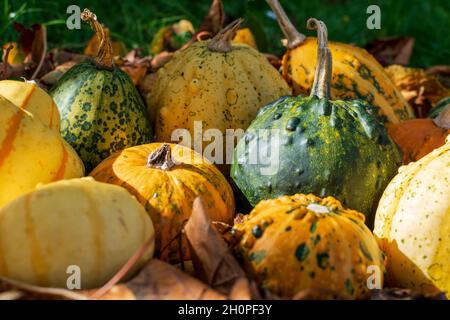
top-left (370, 288), bottom-right (446, 300)
top-left (385, 64), bottom-right (450, 117)
top-left (365, 37), bottom-right (415, 66)
top-left (198, 0), bottom-right (225, 35)
top-left (86, 259), bottom-right (225, 300)
top-left (40, 61), bottom-right (77, 86)
top-left (0, 275), bottom-right (86, 300)
top-left (185, 198), bottom-right (260, 298)
top-left (292, 288), bottom-right (350, 300)
top-left (112, 49), bottom-right (152, 85)
top-left (150, 51), bottom-right (174, 71)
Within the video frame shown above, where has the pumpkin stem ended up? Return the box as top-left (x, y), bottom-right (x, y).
top-left (81, 9), bottom-right (114, 70)
top-left (266, 0), bottom-right (306, 49)
top-left (308, 18), bottom-right (332, 100)
top-left (147, 144), bottom-right (177, 170)
top-left (433, 105), bottom-right (450, 130)
top-left (207, 19), bottom-right (242, 53)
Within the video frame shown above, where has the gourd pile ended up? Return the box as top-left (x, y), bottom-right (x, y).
top-left (0, 0), bottom-right (448, 300)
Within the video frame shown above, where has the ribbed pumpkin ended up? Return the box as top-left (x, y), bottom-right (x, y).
top-left (388, 104), bottom-right (450, 163)
top-left (147, 19), bottom-right (290, 166)
top-left (90, 143), bottom-right (235, 262)
top-left (0, 80), bottom-right (60, 131)
top-left (0, 96), bottom-right (84, 207)
top-left (231, 19), bottom-right (401, 227)
top-left (50, 9), bottom-right (152, 172)
top-left (0, 177), bottom-right (154, 289)
top-left (266, 0), bottom-right (414, 124)
top-left (374, 136), bottom-right (450, 298)
top-left (231, 193), bottom-right (385, 299)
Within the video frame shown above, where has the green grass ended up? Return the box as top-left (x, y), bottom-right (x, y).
top-left (1, 0), bottom-right (449, 67)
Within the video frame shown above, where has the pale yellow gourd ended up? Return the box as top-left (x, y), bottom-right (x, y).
top-left (0, 96), bottom-right (84, 207)
top-left (0, 80), bottom-right (60, 131)
top-left (0, 177), bottom-right (154, 289)
top-left (374, 136), bottom-right (450, 297)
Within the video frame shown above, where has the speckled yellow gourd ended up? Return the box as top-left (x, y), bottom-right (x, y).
top-left (0, 80), bottom-right (60, 131)
top-left (0, 96), bottom-right (84, 207)
top-left (90, 143), bottom-right (235, 263)
top-left (232, 193), bottom-right (385, 299)
top-left (267, 0), bottom-right (414, 124)
top-left (374, 136), bottom-right (450, 298)
top-left (0, 177), bottom-right (154, 289)
top-left (232, 28), bottom-right (258, 49)
top-left (147, 20), bottom-right (291, 151)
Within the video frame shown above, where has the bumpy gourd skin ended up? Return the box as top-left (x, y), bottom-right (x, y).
top-left (282, 38), bottom-right (414, 123)
top-left (50, 61), bottom-right (153, 172)
top-left (147, 41), bottom-right (291, 147)
top-left (232, 193), bottom-right (385, 299)
top-left (231, 95), bottom-right (402, 226)
top-left (374, 137), bottom-right (450, 298)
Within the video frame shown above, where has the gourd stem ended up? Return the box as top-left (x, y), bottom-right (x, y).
top-left (147, 144), bottom-right (177, 170)
top-left (266, 0), bottom-right (305, 49)
top-left (207, 19), bottom-right (242, 53)
top-left (308, 18), bottom-right (332, 100)
top-left (81, 9), bottom-right (114, 70)
top-left (433, 105), bottom-right (450, 130)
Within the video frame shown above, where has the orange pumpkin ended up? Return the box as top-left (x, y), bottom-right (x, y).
top-left (90, 143), bottom-right (235, 262)
top-left (388, 105), bottom-right (450, 163)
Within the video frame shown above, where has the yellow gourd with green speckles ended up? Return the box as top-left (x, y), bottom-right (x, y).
top-left (267, 0), bottom-right (414, 124)
top-left (90, 143), bottom-right (235, 263)
top-left (147, 20), bottom-right (290, 156)
top-left (374, 136), bottom-right (450, 298)
top-left (0, 177), bottom-right (154, 289)
top-left (231, 193), bottom-right (385, 299)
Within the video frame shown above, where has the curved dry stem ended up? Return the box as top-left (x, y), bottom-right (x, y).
top-left (207, 19), bottom-right (242, 53)
top-left (308, 18), bottom-right (332, 100)
top-left (81, 8), bottom-right (114, 69)
top-left (266, 0), bottom-right (305, 49)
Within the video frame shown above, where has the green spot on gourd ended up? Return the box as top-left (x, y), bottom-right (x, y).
top-left (295, 243), bottom-right (310, 262)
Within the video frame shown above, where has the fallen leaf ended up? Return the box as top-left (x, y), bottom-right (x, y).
top-left (292, 288), bottom-right (349, 300)
top-left (85, 259), bottom-right (225, 300)
top-left (13, 23), bottom-right (52, 79)
top-left (40, 61), bottom-right (77, 86)
top-left (116, 49), bottom-right (152, 85)
top-left (370, 288), bottom-right (446, 300)
top-left (184, 197), bottom-right (260, 298)
top-left (365, 37), bottom-right (415, 66)
top-left (150, 51), bottom-right (174, 71)
top-left (385, 64), bottom-right (450, 117)
top-left (0, 275), bottom-right (86, 300)
top-left (264, 53), bottom-right (282, 70)
top-left (198, 0), bottom-right (225, 35)
top-left (48, 48), bottom-right (87, 66)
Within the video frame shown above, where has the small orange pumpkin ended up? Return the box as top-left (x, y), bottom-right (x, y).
top-left (90, 143), bottom-right (235, 262)
top-left (388, 104), bottom-right (450, 163)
